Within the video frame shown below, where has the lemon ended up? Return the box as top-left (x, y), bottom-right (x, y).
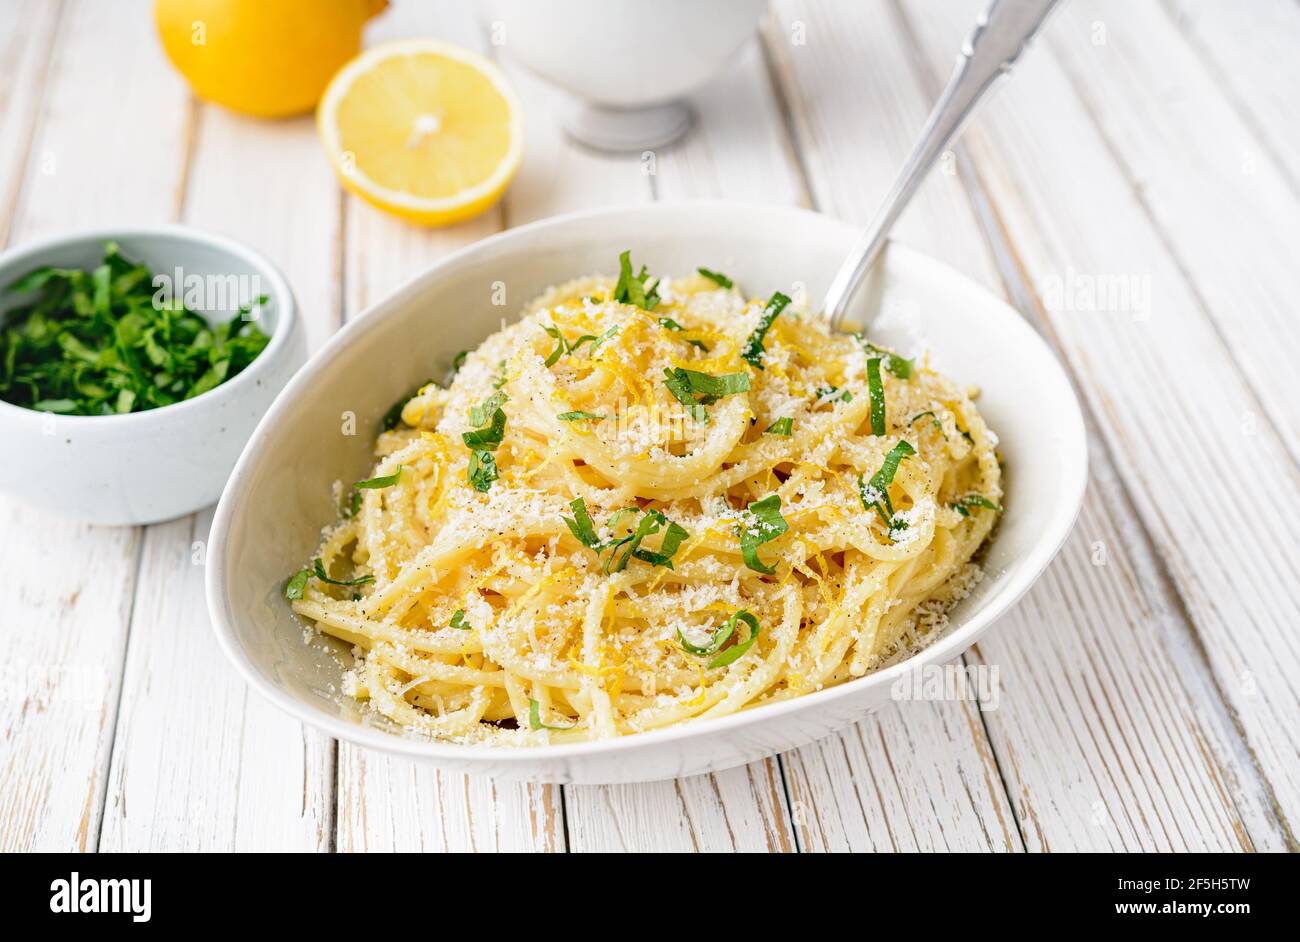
top-left (155, 0), bottom-right (388, 118)
top-left (317, 39), bottom-right (524, 227)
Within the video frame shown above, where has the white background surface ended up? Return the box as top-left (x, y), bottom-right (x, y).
top-left (2, 0), bottom-right (1297, 852)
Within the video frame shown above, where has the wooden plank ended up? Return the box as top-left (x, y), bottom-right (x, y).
top-left (330, 0), bottom-right (566, 854)
top-left (565, 760), bottom-right (794, 853)
top-left (336, 754), bottom-right (562, 853)
top-left (1045, 0), bottom-right (1300, 456)
top-left (895, 0), bottom-right (1300, 847)
top-left (101, 511), bottom-right (334, 850)
top-left (785, 700), bottom-right (1018, 852)
top-left (99, 35), bottom-right (342, 850)
top-left (1166, 0), bottom-right (1300, 199)
top-left (0, 0), bottom-right (187, 852)
top-left (0, 0), bottom-right (62, 245)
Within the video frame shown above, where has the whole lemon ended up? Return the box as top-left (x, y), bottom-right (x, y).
top-left (155, 0), bottom-right (388, 118)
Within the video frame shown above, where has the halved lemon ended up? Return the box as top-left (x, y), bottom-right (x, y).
top-left (317, 39), bottom-right (524, 226)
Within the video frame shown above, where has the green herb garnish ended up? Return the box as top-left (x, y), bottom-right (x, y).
top-left (764, 417), bottom-right (793, 436)
top-left (529, 698), bottom-right (576, 731)
top-left (468, 391), bottom-right (508, 427)
top-left (858, 440), bottom-right (916, 534)
top-left (658, 317), bottom-right (709, 352)
top-left (678, 610), bottom-right (762, 668)
top-left (463, 399), bottom-right (508, 492)
top-left (866, 357), bottom-right (886, 435)
top-left (736, 494), bottom-right (788, 574)
top-left (468, 450), bottom-right (498, 492)
top-left (662, 366), bottom-right (750, 423)
top-left (910, 410), bottom-right (942, 432)
top-left (561, 496), bottom-right (601, 548)
top-left (558, 411), bottom-right (605, 421)
top-left (462, 407), bottom-right (506, 450)
top-left (860, 340), bottom-right (914, 379)
top-left (663, 368), bottom-right (708, 423)
top-left (0, 242), bottom-right (271, 415)
top-left (285, 558), bottom-right (374, 599)
top-left (561, 498), bottom-right (689, 572)
top-left (740, 291), bottom-right (791, 369)
top-left (952, 494), bottom-right (1003, 517)
top-left (542, 324), bottom-right (598, 367)
top-left (449, 609), bottom-right (469, 629)
top-left (312, 558), bottom-right (375, 588)
top-left (815, 386), bottom-right (853, 405)
top-left (285, 568), bottom-right (310, 601)
top-left (697, 267), bottom-right (734, 289)
top-left (613, 250), bottom-right (660, 311)
top-left (355, 466), bottom-right (403, 490)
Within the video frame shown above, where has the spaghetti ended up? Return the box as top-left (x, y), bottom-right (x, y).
top-left (288, 261), bottom-right (1002, 743)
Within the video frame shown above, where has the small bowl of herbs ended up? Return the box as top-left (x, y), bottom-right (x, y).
top-left (0, 226), bottom-right (304, 525)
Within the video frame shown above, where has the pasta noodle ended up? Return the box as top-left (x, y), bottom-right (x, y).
top-left (288, 264), bottom-right (1002, 744)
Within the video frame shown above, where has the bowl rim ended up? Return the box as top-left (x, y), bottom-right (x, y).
top-left (0, 224), bottom-right (298, 425)
top-left (206, 200), bottom-right (1088, 765)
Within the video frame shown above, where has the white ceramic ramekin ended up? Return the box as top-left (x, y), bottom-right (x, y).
top-left (0, 226), bottom-right (305, 525)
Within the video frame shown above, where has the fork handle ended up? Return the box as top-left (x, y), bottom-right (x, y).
top-left (823, 0), bottom-right (1062, 331)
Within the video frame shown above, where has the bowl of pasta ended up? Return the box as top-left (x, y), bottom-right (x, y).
top-left (207, 201), bottom-right (1087, 783)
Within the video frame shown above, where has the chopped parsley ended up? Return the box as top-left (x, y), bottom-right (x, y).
top-left (468, 390), bottom-right (508, 427)
top-left (449, 609), bottom-right (469, 630)
top-left (952, 494), bottom-right (1003, 517)
top-left (613, 250), bottom-right (660, 311)
top-left (528, 698), bottom-right (576, 731)
top-left (558, 410), bottom-right (605, 421)
top-left (858, 440), bottom-right (916, 535)
top-left (910, 410), bottom-right (942, 432)
top-left (658, 317), bottom-right (709, 352)
top-left (736, 494), bottom-right (788, 574)
top-left (859, 339), bottom-right (914, 379)
top-left (561, 497), bottom-right (689, 573)
top-left (741, 291), bottom-right (792, 369)
top-left (463, 398), bottom-right (507, 492)
top-left (866, 357), bottom-right (887, 435)
top-left (815, 385), bottom-right (853, 405)
top-left (663, 368), bottom-right (707, 423)
top-left (355, 466), bottom-right (402, 490)
top-left (696, 267), bottom-right (733, 289)
top-left (662, 366), bottom-right (750, 423)
top-left (284, 568), bottom-right (310, 600)
top-left (284, 558), bottom-right (374, 600)
top-left (764, 417), bottom-right (793, 435)
top-left (0, 242), bottom-right (270, 415)
top-left (312, 558), bottom-right (374, 587)
top-left (462, 406), bottom-right (506, 450)
top-left (542, 324), bottom-right (598, 367)
top-left (467, 450), bottom-right (498, 492)
top-left (678, 609), bottom-right (761, 669)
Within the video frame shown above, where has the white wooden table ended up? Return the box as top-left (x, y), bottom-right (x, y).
top-left (3, 0), bottom-right (1297, 853)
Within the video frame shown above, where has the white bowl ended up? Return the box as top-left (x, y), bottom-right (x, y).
top-left (0, 226), bottom-right (305, 526)
top-left (484, 0), bottom-right (770, 150)
top-left (207, 202), bottom-right (1087, 784)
